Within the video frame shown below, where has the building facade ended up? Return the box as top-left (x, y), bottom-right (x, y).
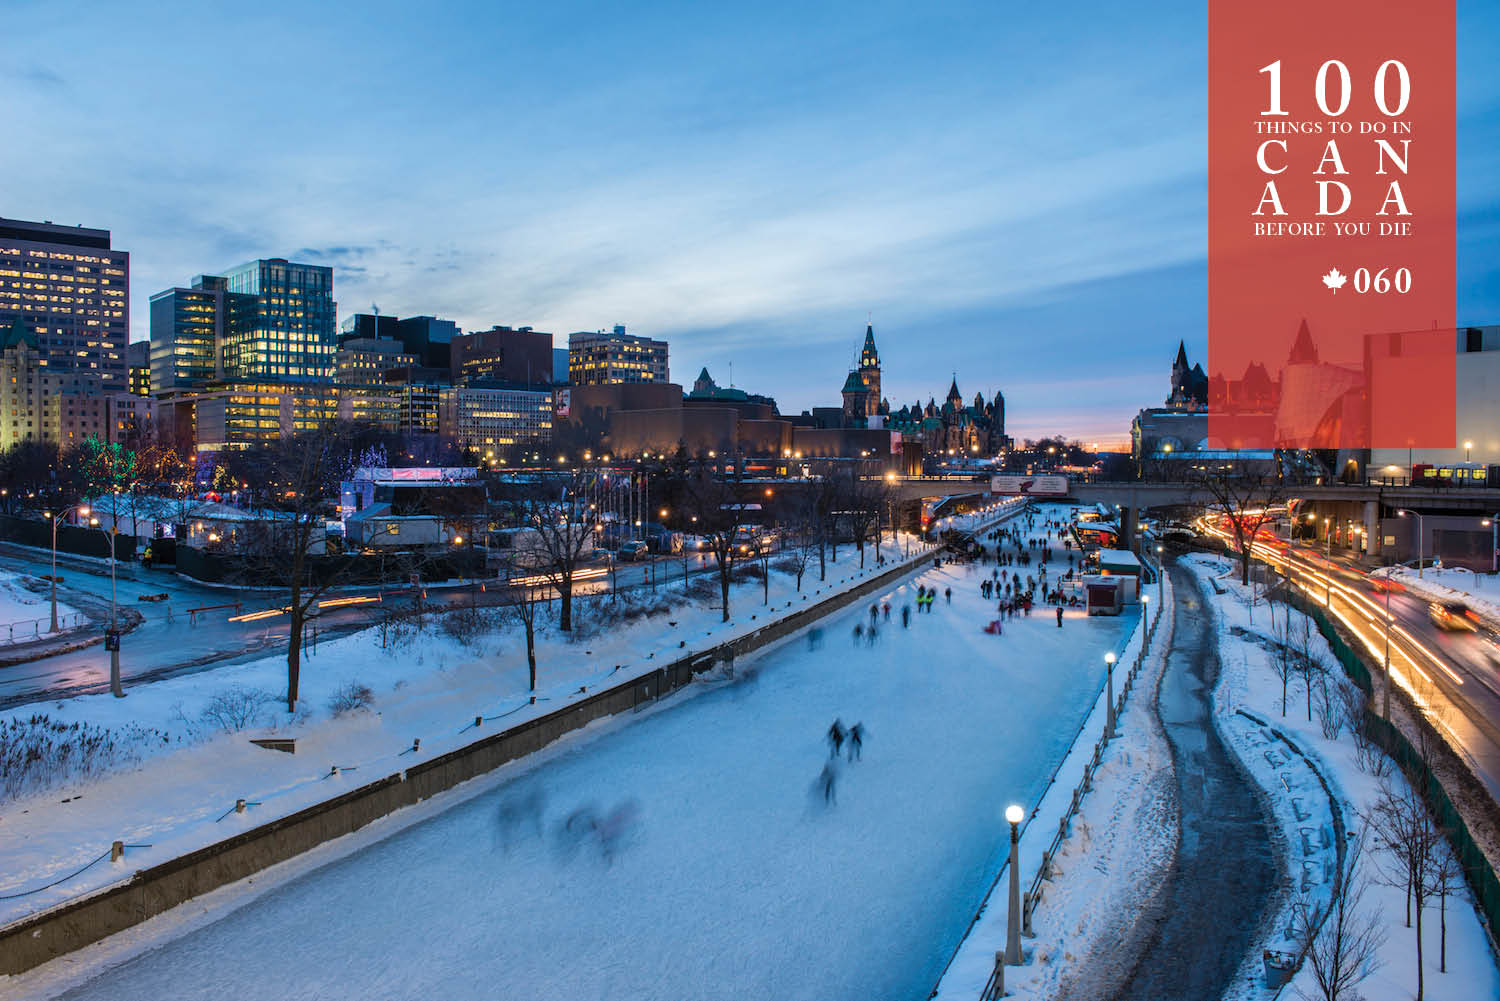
top-left (0, 217), bottom-right (129, 391)
top-left (452, 326), bottom-right (553, 386)
top-left (218, 259), bottom-right (336, 382)
top-left (567, 325), bottom-right (668, 385)
top-left (335, 337), bottom-right (417, 385)
top-left (127, 340), bottom-right (150, 396)
top-left (447, 384), bottom-right (553, 455)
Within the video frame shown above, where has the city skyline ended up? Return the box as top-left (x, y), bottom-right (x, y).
top-left (5, 1), bottom-right (1500, 445)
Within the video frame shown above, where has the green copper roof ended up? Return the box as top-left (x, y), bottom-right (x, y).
top-left (1, 314), bottom-right (37, 351)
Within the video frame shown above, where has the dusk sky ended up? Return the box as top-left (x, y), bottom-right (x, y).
top-left (5, 1), bottom-right (1499, 446)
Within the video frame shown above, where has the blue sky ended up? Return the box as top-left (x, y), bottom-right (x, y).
top-left (4, 0), bottom-right (1498, 445)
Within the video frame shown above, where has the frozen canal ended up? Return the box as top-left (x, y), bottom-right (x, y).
top-left (52, 557), bottom-right (1135, 1001)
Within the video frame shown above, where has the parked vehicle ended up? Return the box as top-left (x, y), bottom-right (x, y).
top-left (1427, 601), bottom-right (1477, 632)
top-left (617, 540), bottom-right (651, 562)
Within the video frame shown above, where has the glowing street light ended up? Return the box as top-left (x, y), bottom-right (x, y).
top-left (1005, 803), bottom-right (1025, 965)
top-left (1104, 651), bottom-right (1117, 739)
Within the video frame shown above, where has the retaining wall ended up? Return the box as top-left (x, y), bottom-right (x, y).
top-left (0, 548), bottom-right (939, 976)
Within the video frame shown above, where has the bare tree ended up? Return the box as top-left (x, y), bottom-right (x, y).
top-left (1431, 836), bottom-right (1461, 974)
top-left (500, 563), bottom-right (543, 693)
top-left (505, 470), bottom-right (599, 633)
top-left (1292, 829), bottom-right (1386, 1001)
top-left (237, 427), bottom-right (370, 713)
top-left (1270, 597), bottom-right (1298, 717)
top-left (681, 461), bottom-right (750, 622)
top-left (838, 465), bottom-right (888, 569)
top-left (1367, 775), bottom-right (1443, 1000)
top-left (1292, 610), bottom-right (1324, 724)
top-left (1187, 453), bottom-right (1292, 585)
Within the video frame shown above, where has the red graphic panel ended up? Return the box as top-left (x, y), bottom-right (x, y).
top-left (1208, 1), bottom-right (1455, 449)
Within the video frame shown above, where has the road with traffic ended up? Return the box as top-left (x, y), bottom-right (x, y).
top-left (1199, 523), bottom-right (1500, 803)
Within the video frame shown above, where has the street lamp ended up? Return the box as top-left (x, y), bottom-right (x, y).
top-left (1382, 582), bottom-right (1392, 721)
top-left (1104, 651), bottom-right (1117, 739)
top-left (1398, 508), bottom-right (1424, 578)
top-left (89, 515), bottom-right (125, 699)
top-left (1465, 440), bottom-right (1474, 462)
top-left (1005, 803), bottom-right (1024, 965)
top-left (46, 503), bottom-right (90, 632)
top-left (1485, 516), bottom-right (1498, 575)
top-left (1323, 516), bottom-right (1330, 556)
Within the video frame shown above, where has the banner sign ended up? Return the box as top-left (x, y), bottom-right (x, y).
top-left (991, 474), bottom-right (1069, 497)
top-left (1208, 0), bottom-right (1455, 449)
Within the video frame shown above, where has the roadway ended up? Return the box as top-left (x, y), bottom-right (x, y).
top-left (1197, 524), bottom-right (1500, 802)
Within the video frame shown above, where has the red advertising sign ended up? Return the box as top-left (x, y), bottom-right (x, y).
top-left (1209, 1), bottom-right (1455, 449)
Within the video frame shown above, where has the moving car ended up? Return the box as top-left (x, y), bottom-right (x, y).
top-left (1427, 601), bottom-right (1477, 632)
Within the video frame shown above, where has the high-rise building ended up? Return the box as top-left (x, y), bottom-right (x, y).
top-left (452, 326), bottom-right (553, 386)
top-left (338, 313), bottom-right (399, 346)
top-left (567, 325), bottom-right (668, 385)
top-left (552, 347), bottom-right (569, 384)
top-left (0, 217), bottom-right (129, 390)
top-left (219, 259), bottom-right (336, 382)
top-left (150, 260), bottom-right (336, 392)
top-left (395, 315), bottom-right (459, 370)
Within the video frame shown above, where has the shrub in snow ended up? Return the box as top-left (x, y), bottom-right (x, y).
top-left (0, 714), bottom-right (167, 803)
top-left (327, 682), bottom-right (376, 718)
top-left (199, 686), bottom-right (277, 733)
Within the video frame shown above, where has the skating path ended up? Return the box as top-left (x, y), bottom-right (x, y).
top-left (1109, 561), bottom-right (1278, 1001)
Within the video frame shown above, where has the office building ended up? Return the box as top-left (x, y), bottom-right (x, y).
top-left (552, 347), bottom-right (569, 384)
top-left (0, 216), bottom-right (129, 390)
top-left (127, 341), bottom-right (150, 397)
top-left (338, 313), bottom-right (399, 346)
top-left (336, 337), bottom-right (417, 385)
top-left (156, 380), bottom-right (399, 452)
top-left (149, 276), bottom-right (252, 393)
top-left (452, 325), bottom-right (553, 386)
top-left (396, 315), bottom-right (459, 370)
top-left (218, 259), bottom-right (336, 381)
top-left (447, 384), bottom-right (554, 455)
top-left (2, 315), bottom-right (142, 448)
top-left (567, 325), bottom-right (668, 385)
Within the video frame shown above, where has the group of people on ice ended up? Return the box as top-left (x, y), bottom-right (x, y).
top-left (817, 718), bottom-right (866, 805)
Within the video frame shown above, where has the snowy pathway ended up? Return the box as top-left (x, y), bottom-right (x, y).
top-left (1109, 563), bottom-right (1278, 1001)
top-left (36, 561), bottom-right (1134, 1001)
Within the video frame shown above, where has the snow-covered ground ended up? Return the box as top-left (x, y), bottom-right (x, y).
top-left (1186, 554), bottom-right (1500, 1001)
top-left (0, 572), bottom-right (81, 642)
top-left (2, 501), bottom-right (1144, 1001)
top-left (1372, 565), bottom-right (1500, 631)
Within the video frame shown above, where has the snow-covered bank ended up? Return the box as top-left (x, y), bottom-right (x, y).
top-left (1186, 554), bottom-right (1500, 1001)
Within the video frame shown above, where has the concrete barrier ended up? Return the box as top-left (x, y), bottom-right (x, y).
top-left (0, 550), bottom-right (937, 976)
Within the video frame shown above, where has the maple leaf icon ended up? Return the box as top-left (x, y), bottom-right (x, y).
top-left (1321, 267), bottom-right (1348, 292)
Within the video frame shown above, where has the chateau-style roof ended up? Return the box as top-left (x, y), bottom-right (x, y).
top-left (1, 314), bottom-right (37, 351)
top-left (841, 370), bottom-right (868, 394)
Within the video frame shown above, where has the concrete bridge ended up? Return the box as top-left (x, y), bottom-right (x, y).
top-left (886, 476), bottom-right (1500, 560)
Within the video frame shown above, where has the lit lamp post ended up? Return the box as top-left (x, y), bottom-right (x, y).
top-left (46, 503), bottom-right (90, 632)
top-left (1398, 508), bottom-right (1424, 578)
top-left (1156, 544), bottom-right (1164, 600)
top-left (1465, 439), bottom-right (1474, 462)
top-left (1485, 516), bottom-right (1498, 576)
top-left (1005, 803), bottom-right (1024, 965)
top-left (1104, 651), bottom-right (1117, 740)
top-left (91, 515), bottom-right (125, 698)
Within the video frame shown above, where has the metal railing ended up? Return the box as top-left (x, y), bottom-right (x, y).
top-left (0, 613), bottom-right (87, 646)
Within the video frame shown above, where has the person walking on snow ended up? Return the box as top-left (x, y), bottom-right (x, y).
top-left (1056, 606), bottom-right (1064, 628)
top-left (828, 719), bottom-right (846, 758)
top-left (944, 586), bottom-right (952, 604)
top-left (848, 722), bottom-right (864, 761)
top-left (819, 762), bottom-right (838, 804)
top-left (902, 604), bottom-right (911, 628)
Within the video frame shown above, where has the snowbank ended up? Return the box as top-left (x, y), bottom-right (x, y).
top-left (0, 572), bottom-right (80, 642)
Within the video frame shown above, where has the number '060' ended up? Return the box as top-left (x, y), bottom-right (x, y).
top-left (1352, 267), bottom-right (1411, 294)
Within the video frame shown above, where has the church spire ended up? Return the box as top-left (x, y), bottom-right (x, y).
top-left (860, 323), bottom-right (878, 369)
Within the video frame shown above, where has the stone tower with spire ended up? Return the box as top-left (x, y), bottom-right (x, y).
top-left (858, 323), bottom-right (881, 419)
